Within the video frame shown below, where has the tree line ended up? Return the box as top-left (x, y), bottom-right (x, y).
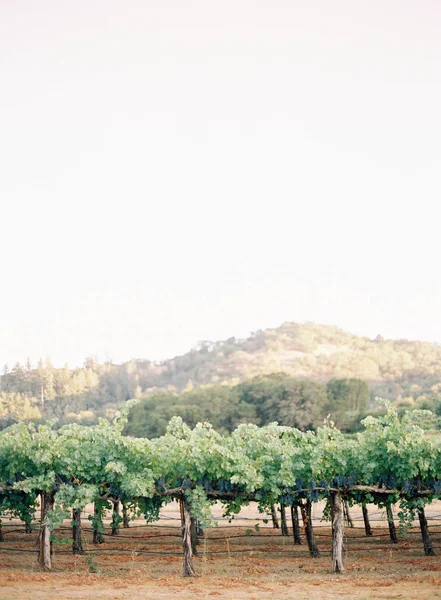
top-left (125, 375), bottom-right (370, 438)
top-left (2, 321), bottom-right (441, 431)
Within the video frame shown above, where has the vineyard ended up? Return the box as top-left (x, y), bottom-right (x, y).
top-left (1, 400), bottom-right (440, 582)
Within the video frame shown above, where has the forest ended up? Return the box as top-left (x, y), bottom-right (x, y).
top-left (125, 376), bottom-right (370, 437)
top-left (1, 322), bottom-right (441, 433)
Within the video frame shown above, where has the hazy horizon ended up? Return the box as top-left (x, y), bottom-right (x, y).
top-left (1, 1), bottom-right (440, 369)
top-left (2, 318), bottom-right (440, 371)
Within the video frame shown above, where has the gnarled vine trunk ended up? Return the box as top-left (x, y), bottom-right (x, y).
top-left (291, 504), bottom-right (302, 545)
top-left (111, 500), bottom-right (120, 536)
top-left (182, 498), bottom-right (196, 577)
top-left (270, 504), bottom-right (279, 529)
top-left (39, 490), bottom-right (55, 570)
top-left (72, 508), bottom-right (84, 554)
top-left (92, 501), bottom-right (104, 544)
top-left (300, 500), bottom-right (319, 557)
top-left (122, 502), bottom-right (130, 528)
top-left (280, 503), bottom-right (289, 536)
top-left (362, 503), bottom-right (372, 536)
top-left (331, 491), bottom-right (345, 573)
top-left (418, 507), bottom-right (436, 556)
top-left (386, 504), bottom-right (398, 544)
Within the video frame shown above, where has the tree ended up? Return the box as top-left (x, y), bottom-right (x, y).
top-left (279, 380), bottom-right (327, 430)
top-left (325, 379), bottom-right (369, 429)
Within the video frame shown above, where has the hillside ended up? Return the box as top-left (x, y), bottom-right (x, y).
top-left (1, 321), bottom-right (441, 429)
top-left (156, 322), bottom-right (441, 395)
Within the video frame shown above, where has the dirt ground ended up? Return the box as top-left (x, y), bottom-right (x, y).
top-left (1, 501), bottom-right (441, 599)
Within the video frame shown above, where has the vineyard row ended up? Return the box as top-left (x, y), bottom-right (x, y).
top-left (1, 400), bottom-right (440, 575)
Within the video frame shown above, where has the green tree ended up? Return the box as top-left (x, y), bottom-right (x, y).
top-left (325, 379), bottom-right (369, 429)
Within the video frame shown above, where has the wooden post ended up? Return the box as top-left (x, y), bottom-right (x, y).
top-left (291, 504), bottom-right (302, 545)
top-left (386, 504), bottom-right (398, 544)
top-left (331, 492), bottom-right (345, 573)
top-left (300, 500), bottom-right (320, 557)
top-left (39, 491), bottom-right (54, 570)
top-left (182, 498), bottom-right (196, 577)
top-left (418, 507), bottom-right (436, 556)
top-left (72, 508), bottom-right (84, 554)
top-left (280, 503), bottom-right (289, 536)
top-left (0, 519), bottom-right (3, 542)
top-left (270, 504), bottom-right (279, 529)
top-left (362, 503), bottom-right (373, 536)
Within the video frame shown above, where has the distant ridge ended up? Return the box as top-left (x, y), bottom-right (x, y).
top-left (1, 321), bottom-right (441, 427)
top-left (153, 321), bottom-right (441, 396)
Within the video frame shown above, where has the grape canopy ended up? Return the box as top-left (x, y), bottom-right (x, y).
top-left (0, 400), bottom-right (440, 575)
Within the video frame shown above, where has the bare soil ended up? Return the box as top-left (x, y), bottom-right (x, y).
top-left (1, 502), bottom-right (440, 599)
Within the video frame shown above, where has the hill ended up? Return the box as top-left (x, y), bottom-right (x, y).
top-left (154, 322), bottom-right (441, 397)
top-left (1, 321), bottom-right (441, 430)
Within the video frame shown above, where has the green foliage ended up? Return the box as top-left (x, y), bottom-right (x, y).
top-left (126, 387), bottom-right (258, 438)
top-left (50, 534), bottom-right (70, 545)
top-left (3, 322), bottom-right (441, 434)
top-left (126, 375), bottom-right (364, 438)
top-left (56, 484), bottom-right (97, 510)
top-left (1, 399), bottom-right (441, 541)
top-left (85, 553), bottom-right (100, 574)
top-left (88, 500), bottom-right (106, 533)
top-left (325, 379), bottom-right (370, 428)
top-left (136, 496), bottom-right (163, 523)
top-left (185, 486), bottom-right (216, 529)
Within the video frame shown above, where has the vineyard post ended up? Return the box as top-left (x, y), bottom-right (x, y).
top-left (280, 503), bottom-right (289, 536)
top-left (0, 518), bottom-right (3, 542)
top-left (362, 503), bottom-right (372, 536)
top-left (291, 503), bottom-right (302, 545)
top-left (182, 496), bottom-right (196, 577)
top-left (331, 491), bottom-right (345, 573)
top-left (418, 507), bottom-right (436, 556)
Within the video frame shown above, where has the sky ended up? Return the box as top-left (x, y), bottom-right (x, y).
top-left (1, 1), bottom-right (441, 368)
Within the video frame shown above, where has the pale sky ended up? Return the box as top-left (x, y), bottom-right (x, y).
top-left (1, 1), bottom-right (440, 369)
